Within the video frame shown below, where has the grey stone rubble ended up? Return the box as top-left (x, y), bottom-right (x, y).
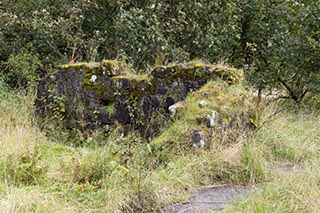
top-left (204, 110), bottom-right (217, 127)
top-left (190, 129), bottom-right (206, 148)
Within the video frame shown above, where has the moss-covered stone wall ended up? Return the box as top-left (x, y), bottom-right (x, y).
top-left (36, 60), bottom-right (242, 138)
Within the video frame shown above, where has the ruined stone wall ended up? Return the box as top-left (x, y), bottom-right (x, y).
top-left (36, 60), bottom-right (242, 138)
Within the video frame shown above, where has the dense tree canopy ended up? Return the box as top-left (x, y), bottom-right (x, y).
top-left (240, 0), bottom-right (320, 102)
top-left (0, 0), bottom-right (319, 102)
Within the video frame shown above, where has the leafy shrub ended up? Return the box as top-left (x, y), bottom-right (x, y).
top-left (303, 93), bottom-right (320, 111)
top-left (2, 49), bottom-right (42, 89)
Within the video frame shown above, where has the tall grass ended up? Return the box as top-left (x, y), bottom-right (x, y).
top-left (0, 78), bottom-right (319, 212)
top-left (224, 106), bottom-right (320, 212)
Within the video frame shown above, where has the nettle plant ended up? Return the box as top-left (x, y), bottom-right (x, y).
top-left (44, 89), bottom-right (66, 121)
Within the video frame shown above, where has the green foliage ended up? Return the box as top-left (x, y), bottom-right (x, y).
top-left (0, 76), bottom-right (320, 211)
top-left (0, 1), bottom-right (320, 209)
top-left (2, 49), bottom-right (42, 89)
top-left (0, 77), bottom-right (10, 93)
top-left (47, 94), bottom-right (66, 120)
top-left (240, 143), bottom-right (267, 184)
top-left (115, 0), bottom-right (240, 70)
top-left (239, 0), bottom-right (320, 102)
top-left (1, 147), bottom-right (47, 185)
top-left (70, 151), bottom-right (128, 184)
top-left (1, 0), bottom-right (318, 102)
top-left (225, 169), bottom-right (320, 213)
top-left (303, 93), bottom-right (320, 111)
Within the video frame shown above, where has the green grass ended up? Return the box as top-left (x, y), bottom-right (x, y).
top-left (223, 108), bottom-right (320, 212)
top-left (225, 165), bottom-right (320, 212)
top-left (0, 78), bottom-right (319, 212)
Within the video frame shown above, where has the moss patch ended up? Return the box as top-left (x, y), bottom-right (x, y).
top-left (151, 61), bottom-right (243, 84)
top-left (106, 101), bottom-right (115, 113)
top-left (152, 80), bottom-right (253, 146)
top-left (58, 62), bottom-right (100, 70)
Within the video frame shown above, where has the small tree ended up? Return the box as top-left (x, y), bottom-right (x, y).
top-left (239, 0), bottom-right (320, 103)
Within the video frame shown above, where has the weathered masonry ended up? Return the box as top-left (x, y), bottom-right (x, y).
top-left (36, 60), bottom-right (242, 138)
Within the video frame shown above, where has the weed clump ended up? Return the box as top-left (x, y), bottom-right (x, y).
top-left (1, 147), bottom-right (47, 185)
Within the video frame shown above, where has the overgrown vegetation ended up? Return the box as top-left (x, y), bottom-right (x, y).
top-left (0, 0), bottom-right (319, 211)
top-left (0, 77), bottom-right (319, 211)
top-left (1, 0), bottom-right (319, 103)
